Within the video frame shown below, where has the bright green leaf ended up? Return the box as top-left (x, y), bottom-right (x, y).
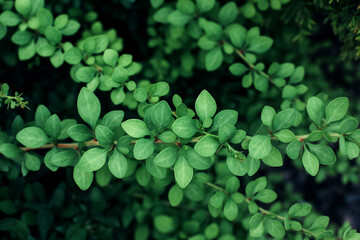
top-left (77, 148), bottom-right (107, 172)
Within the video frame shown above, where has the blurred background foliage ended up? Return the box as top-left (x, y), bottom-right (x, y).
top-left (1, 0), bottom-right (360, 239)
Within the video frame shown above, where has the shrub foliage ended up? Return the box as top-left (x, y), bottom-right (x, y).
top-left (0, 0), bottom-right (360, 239)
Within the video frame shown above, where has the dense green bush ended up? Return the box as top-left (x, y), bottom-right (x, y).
top-left (0, 0), bottom-right (360, 239)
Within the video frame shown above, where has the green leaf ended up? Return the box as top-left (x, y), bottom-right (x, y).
top-left (223, 198), bottom-right (238, 221)
top-left (225, 176), bottom-right (240, 193)
top-left (249, 213), bottom-right (264, 237)
top-left (282, 85), bottom-right (297, 99)
top-left (288, 203), bottom-right (312, 217)
top-left (24, 153), bottom-right (41, 171)
top-left (246, 176), bottom-right (267, 197)
top-left (286, 140), bottom-right (302, 160)
top-left (302, 147), bottom-right (319, 176)
top-left (152, 82), bottom-right (170, 96)
top-left (61, 20), bottom-right (80, 36)
top-left (146, 155), bottom-right (167, 179)
top-left (112, 67), bottom-right (128, 83)
top-left (205, 223), bottom-right (219, 240)
top-left (275, 63), bottom-right (295, 78)
top-left (209, 110), bottom-right (238, 132)
top-left (37, 8), bottom-right (53, 27)
top-left (229, 63), bottom-right (248, 76)
top-left (45, 114), bottom-right (61, 140)
top-left (306, 143), bottom-right (336, 165)
top-left (154, 215), bottom-right (175, 234)
top-left (103, 49), bottom-right (118, 67)
top-left (184, 182), bottom-right (204, 202)
top-left (225, 23), bottom-right (246, 48)
top-left (36, 38), bottom-right (56, 57)
top-left (121, 119), bottom-right (149, 138)
top-left (18, 40), bottom-right (36, 60)
top-left (11, 30), bottom-right (33, 45)
top-left (16, 127), bottom-right (49, 148)
top-left (50, 151), bottom-right (77, 167)
top-left (54, 14), bottom-right (69, 29)
top-left (44, 148), bottom-right (59, 172)
top-left (273, 129), bottom-right (296, 143)
top-left (325, 97), bottom-right (349, 124)
top-left (58, 119), bottom-right (76, 140)
top-left (12, 115), bottom-right (24, 135)
top-left (205, 46), bottom-right (223, 71)
top-left (172, 116), bottom-right (198, 138)
top-left (45, 26), bottom-right (62, 44)
top-left (0, 23), bottom-right (7, 40)
top-left (77, 148), bottom-right (107, 172)
top-left (134, 88), bottom-right (147, 102)
top-left (226, 155), bottom-right (247, 176)
top-left (198, 35), bottom-right (217, 50)
top-left (177, 0), bottom-right (195, 14)
top-left (194, 136), bottom-right (220, 157)
top-left (196, 0), bottom-right (215, 13)
top-left (218, 2), bottom-right (237, 25)
top-left (75, 67), bottom-right (97, 83)
top-left (272, 108), bottom-right (296, 132)
top-left (50, 50), bottom-right (64, 68)
top-left (289, 66), bottom-right (305, 84)
top-left (73, 165), bottom-right (93, 190)
top-left (347, 141), bottom-right (360, 159)
top-left (95, 125), bottom-right (114, 146)
top-left (0, 11), bottom-right (21, 27)
top-left (150, 0), bottom-right (164, 8)
top-left (174, 154), bottom-right (193, 188)
top-left (0, 143), bottom-right (23, 159)
top-left (310, 216), bottom-right (330, 230)
top-left (64, 47), bottom-right (82, 65)
top-left (101, 110), bottom-right (124, 131)
top-left (110, 87), bottom-right (126, 105)
top-left (351, 129), bottom-right (360, 142)
top-left (168, 184), bottom-right (184, 207)
top-left (108, 149), bottom-right (127, 178)
top-left (253, 189), bottom-right (277, 203)
top-left (266, 218), bottom-right (285, 238)
top-left (195, 90), bottom-right (217, 121)
top-left (201, 20), bottom-right (223, 39)
top-left (254, 74), bottom-right (269, 92)
top-left (67, 124), bottom-right (92, 142)
top-left (262, 146), bottom-right (283, 167)
top-left (83, 35), bottom-right (109, 54)
top-left (96, 164), bottom-right (112, 187)
top-left (249, 135), bottom-right (272, 159)
top-left (242, 3), bottom-right (256, 18)
top-left (151, 101), bottom-right (172, 132)
top-left (168, 10), bottom-right (192, 26)
top-left (261, 106), bottom-right (276, 128)
top-left (210, 191), bottom-right (226, 208)
top-left (246, 156), bottom-right (261, 176)
top-left (307, 97), bottom-right (325, 127)
top-left (134, 138), bottom-right (154, 160)
top-left (35, 104), bottom-right (51, 129)
top-left (15, 0), bottom-right (31, 16)
top-left (187, 148), bottom-right (212, 170)
top-left (153, 7), bottom-right (173, 23)
top-left (77, 88), bottom-right (101, 129)
top-left (154, 147), bottom-right (178, 168)
top-left (158, 131), bottom-right (176, 143)
top-left (218, 123), bottom-right (236, 143)
top-left (247, 36), bottom-right (273, 54)
top-left (336, 116), bottom-right (359, 134)
top-left (136, 165), bottom-right (151, 186)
